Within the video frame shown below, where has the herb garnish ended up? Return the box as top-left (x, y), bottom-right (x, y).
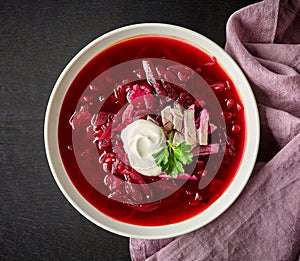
top-left (152, 131), bottom-right (193, 178)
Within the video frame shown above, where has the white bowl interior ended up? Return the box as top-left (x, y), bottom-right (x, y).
top-left (44, 23), bottom-right (259, 239)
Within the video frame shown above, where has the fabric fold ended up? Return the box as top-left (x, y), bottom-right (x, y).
top-left (130, 0), bottom-right (300, 260)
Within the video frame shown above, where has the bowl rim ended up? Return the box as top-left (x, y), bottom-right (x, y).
top-left (44, 23), bottom-right (260, 239)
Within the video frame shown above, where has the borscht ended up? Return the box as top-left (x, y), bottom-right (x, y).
top-left (58, 36), bottom-right (245, 226)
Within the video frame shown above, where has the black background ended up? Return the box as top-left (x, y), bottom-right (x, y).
top-left (1, 0), bottom-right (258, 260)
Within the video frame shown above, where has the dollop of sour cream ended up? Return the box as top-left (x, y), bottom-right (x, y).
top-left (120, 119), bottom-right (166, 176)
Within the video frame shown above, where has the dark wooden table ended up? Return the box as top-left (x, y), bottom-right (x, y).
top-left (1, 1), bottom-right (257, 260)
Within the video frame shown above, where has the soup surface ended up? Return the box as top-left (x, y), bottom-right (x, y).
top-left (58, 36), bottom-right (245, 226)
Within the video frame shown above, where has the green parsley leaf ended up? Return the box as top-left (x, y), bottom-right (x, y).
top-left (173, 142), bottom-right (193, 165)
top-left (153, 147), bottom-right (167, 165)
top-left (152, 132), bottom-right (193, 178)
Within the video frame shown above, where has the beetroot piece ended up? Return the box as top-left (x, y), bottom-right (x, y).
top-left (124, 181), bottom-right (144, 202)
top-left (99, 152), bottom-right (116, 164)
top-left (69, 105), bottom-right (91, 131)
top-left (83, 125), bottom-right (95, 142)
top-left (142, 63), bottom-right (167, 95)
top-left (114, 84), bottom-right (127, 104)
top-left (177, 72), bottom-right (188, 82)
top-left (167, 65), bottom-right (195, 83)
top-left (130, 96), bottom-right (146, 110)
top-left (155, 65), bottom-right (171, 92)
top-left (104, 174), bottom-right (123, 192)
top-left (133, 109), bottom-right (153, 118)
top-left (97, 122), bottom-right (112, 142)
top-left (108, 190), bottom-right (135, 205)
top-left (142, 60), bottom-right (157, 89)
top-left (139, 83), bottom-right (153, 94)
top-left (91, 111), bottom-right (109, 131)
top-left (107, 191), bottom-right (125, 201)
top-left (111, 119), bottom-right (132, 132)
top-left (144, 94), bottom-right (157, 110)
top-left (174, 174), bottom-right (198, 180)
top-left (164, 83), bottom-right (179, 99)
top-left (102, 162), bottom-right (112, 173)
top-left (155, 64), bottom-right (168, 79)
top-left (199, 144), bottom-right (220, 155)
top-left (122, 169), bottom-right (153, 201)
top-left (111, 158), bottom-right (125, 174)
top-left (122, 104), bottom-right (134, 122)
top-left (127, 84), bottom-right (147, 103)
top-left (194, 100), bottom-right (206, 108)
top-left (176, 92), bottom-right (194, 108)
top-left (112, 144), bottom-right (126, 161)
top-left (97, 139), bottom-right (111, 150)
top-left (122, 169), bottom-right (146, 184)
top-left (154, 82), bottom-right (167, 96)
top-left (164, 71), bottom-right (181, 86)
top-left (192, 144), bottom-right (220, 156)
top-left (156, 64), bottom-right (182, 86)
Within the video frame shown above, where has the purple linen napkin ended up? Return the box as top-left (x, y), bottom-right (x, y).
top-left (130, 0), bottom-right (300, 260)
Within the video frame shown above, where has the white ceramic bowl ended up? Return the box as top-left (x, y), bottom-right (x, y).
top-left (44, 23), bottom-right (259, 239)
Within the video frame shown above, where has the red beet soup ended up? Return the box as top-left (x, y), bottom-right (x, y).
top-left (58, 36), bottom-right (245, 226)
